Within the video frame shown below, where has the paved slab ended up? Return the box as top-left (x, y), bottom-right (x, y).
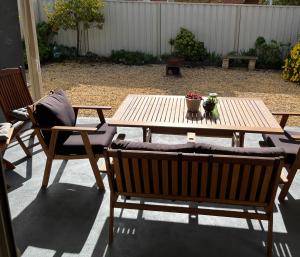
top-left (4, 118), bottom-right (300, 257)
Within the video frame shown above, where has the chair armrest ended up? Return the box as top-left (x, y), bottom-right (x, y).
top-left (51, 126), bottom-right (97, 132)
top-left (288, 133), bottom-right (300, 140)
top-left (271, 112), bottom-right (300, 128)
top-left (72, 105), bottom-right (112, 110)
top-left (272, 112), bottom-right (300, 116)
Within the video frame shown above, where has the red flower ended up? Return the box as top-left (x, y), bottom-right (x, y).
top-left (186, 92), bottom-right (202, 100)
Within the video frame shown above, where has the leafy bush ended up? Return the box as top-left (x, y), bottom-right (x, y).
top-left (37, 22), bottom-right (56, 63)
top-left (173, 28), bottom-right (207, 62)
top-left (253, 37), bottom-right (283, 69)
top-left (111, 50), bottom-right (158, 65)
top-left (282, 42), bottom-right (300, 84)
top-left (204, 52), bottom-right (222, 66)
top-left (23, 22), bottom-right (56, 66)
top-left (46, 0), bottom-right (105, 56)
top-left (51, 44), bottom-right (77, 61)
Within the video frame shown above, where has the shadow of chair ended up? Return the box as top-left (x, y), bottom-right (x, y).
top-left (27, 90), bottom-right (116, 190)
top-left (0, 67), bottom-right (34, 158)
top-left (13, 183), bottom-right (104, 256)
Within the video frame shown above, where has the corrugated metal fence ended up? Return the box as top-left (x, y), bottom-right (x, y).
top-left (28, 0), bottom-right (300, 56)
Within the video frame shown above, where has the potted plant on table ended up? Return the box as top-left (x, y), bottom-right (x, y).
top-left (186, 92), bottom-right (203, 112)
top-left (203, 93), bottom-right (218, 113)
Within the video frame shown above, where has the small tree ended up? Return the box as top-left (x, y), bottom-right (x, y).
top-left (46, 0), bottom-right (105, 56)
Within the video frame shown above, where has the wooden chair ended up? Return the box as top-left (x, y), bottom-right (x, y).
top-left (0, 67), bottom-right (33, 158)
top-left (261, 112), bottom-right (300, 202)
top-left (27, 90), bottom-right (116, 190)
top-left (104, 145), bottom-right (284, 257)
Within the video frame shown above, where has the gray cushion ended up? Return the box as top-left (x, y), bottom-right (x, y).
top-left (0, 122), bottom-right (12, 141)
top-left (262, 130), bottom-right (300, 164)
top-left (195, 143), bottom-right (285, 157)
top-left (56, 123), bottom-right (116, 155)
top-left (35, 90), bottom-right (76, 145)
top-left (10, 107), bottom-right (29, 121)
top-left (111, 140), bottom-right (195, 153)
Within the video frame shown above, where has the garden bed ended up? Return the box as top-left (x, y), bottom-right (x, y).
top-left (41, 62), bottom-right (300, 126)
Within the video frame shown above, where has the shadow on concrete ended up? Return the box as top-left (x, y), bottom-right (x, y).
top-left (13, 183), bottom-right (104, 256)
top-left (92, 214), bottom-right (296, 257)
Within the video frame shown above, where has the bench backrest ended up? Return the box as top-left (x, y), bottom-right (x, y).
top-left (105, 149), bottom-right (283, 209)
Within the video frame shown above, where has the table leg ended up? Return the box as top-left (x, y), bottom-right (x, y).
top-left (143, 128), bottom-right (152, 142)
top-left (232, 132), bottom-right (238, 147)
top-left (239, 132), bottom-right (245, 147)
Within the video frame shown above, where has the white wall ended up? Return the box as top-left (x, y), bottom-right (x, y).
top-left (28, 1), bottom-right (300, 56)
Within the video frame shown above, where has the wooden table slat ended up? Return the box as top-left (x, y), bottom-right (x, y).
top-left (109, 95), bottom-right (283, 135)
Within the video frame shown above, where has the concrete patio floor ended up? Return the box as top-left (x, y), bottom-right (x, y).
top-left (5, 118), bottom-right (300, 257)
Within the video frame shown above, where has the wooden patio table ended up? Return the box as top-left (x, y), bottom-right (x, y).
top-left (108, 95), bottom-right (283, 146)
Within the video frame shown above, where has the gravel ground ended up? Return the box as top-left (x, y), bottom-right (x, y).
top-left (41, 62), bottom-right (300, 126)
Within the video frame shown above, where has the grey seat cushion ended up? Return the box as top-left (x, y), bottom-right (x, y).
top-left (111, 140), bottom-right (195, 153)
top-left (195, 143), bottom-right (285, 157)
top-left (35, 90), bottom-right (76, 145)
top-left (262, 130), bottom-right (300, 164)
top-left (10, 107), bottom-right (29, 121)
top-left (56, 123), bottom-right (116, 155)
top-left (0, 122), bottom-right (12, 141)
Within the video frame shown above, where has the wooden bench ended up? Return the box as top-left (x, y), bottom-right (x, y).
top-left (104, 147), bottom-right (283, 257)
top-left (222, 55), bottom-right (258, 70)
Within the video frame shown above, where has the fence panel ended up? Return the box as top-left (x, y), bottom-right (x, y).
top-left (238, 5), bottom-right (300, 51)
top-left (161, 3), bottom-right (238, 55)
top-left (27, 1), bottom-right (300, 57)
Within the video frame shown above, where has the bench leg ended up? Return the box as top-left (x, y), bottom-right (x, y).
top-left (222, 58), bottom-right (229, 69)
top-left (267, 214), bottom-right (273, 257)
top-left (248, 60), bottom-right (256, 71)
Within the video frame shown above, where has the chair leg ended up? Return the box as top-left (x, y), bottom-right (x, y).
top-left (267, 214), bottom-right (273, 257)
top-left (109, 194), bottom-right (115, 244)
top-left (89, 157), bottom-right (105, 191)
top-left (15, 134), bottom-right (32, 157)
top-left (42, 157), bottom-right (53, 187)
top-left (278, 166), bottom-right (298, 202)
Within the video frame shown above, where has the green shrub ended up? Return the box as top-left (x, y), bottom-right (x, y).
top-left (37, 22), bottom-right (56, 63)
top-left (254, 37), bottom-right (283, 69)
top-left (111, 50), bottom-right (158, 65)
top-left (204, 52), bottom-right (222, 66)
top-left (52, 44), bottom-right (77, 61)
top-left (173, 28), bottom-right (207, 62)
top-left (23, 22), bottom-right (56, 66)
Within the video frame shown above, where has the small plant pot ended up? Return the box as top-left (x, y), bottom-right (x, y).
top-left (167, 56), bottom-right (184, 66)
top-left (203, 101), bottom-right (215, 113)
top-left (186, 98), bottom-right (201, 112)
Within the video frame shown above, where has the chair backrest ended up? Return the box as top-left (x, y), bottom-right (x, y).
top-left (27, 90), bottom-right (76, 153)
top-left (0, 67), bottom-right (33, 121)
top-left (105, 149), bottom-right (283, 209)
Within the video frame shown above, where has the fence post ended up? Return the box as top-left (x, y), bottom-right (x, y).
top-left (157, 2), bottom-right (162, 57)
top-left (233, 5), bottom-right (242, 53)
